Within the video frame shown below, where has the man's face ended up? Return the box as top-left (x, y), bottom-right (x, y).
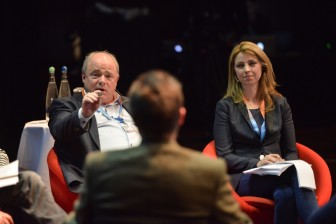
top-left (82, 53), bottom-right (119, 105)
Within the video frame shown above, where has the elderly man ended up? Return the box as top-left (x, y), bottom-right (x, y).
top-left (48, 51), bottom-right (141, 193)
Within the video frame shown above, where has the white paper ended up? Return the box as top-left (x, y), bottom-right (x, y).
top-left (244, 163), bottom-right (293, 176)
top-left (0, 160), bottom-right (19, 188)
top-left (281, 160), bottom-right (316, 190)
top-left (243, 159), bottom-right (316, 190)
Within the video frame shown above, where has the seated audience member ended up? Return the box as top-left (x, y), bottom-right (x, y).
top-left (0, 148), bottom-right (66, 224)
top-left (64, 69), bottom-right (252, 224)
top-left (307, 195), bottom-right (336, 224)
top-left (48, 51), bottom-right (141, 193)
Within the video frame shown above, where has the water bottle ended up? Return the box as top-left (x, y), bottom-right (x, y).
top-left (45, 66), bottom-right (58, 121)
top-left (58, 66), bottom-right (71, 98)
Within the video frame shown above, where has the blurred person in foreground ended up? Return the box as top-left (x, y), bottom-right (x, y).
top-left (65, 69), bottom-right (252, 224)
top-left (213, 41), bottom-right (318, 223)
top-left (307, 195), bottom-right (336, 224)
top-left (0, 148), bottom-right (66, 224)
top-left (48, 51), bottom-right (141, 193)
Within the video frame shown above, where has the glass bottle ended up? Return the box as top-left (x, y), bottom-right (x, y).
top-left (45, 66), bottom-right (58, 121)
top-left (58, 66), bottom-right (71, 98)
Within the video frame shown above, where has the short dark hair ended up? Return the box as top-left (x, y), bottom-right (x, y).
top-left (128, 70), bottom-right (184, 142)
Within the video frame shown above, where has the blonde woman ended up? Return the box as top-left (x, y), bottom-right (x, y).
top-left (213, 41), bottom-right (318, 224)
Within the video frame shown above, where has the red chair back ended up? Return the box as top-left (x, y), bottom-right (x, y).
top-left (47, 148), bottom-right (78, 213)
top-left (296, 142), bottom-right (332, 206)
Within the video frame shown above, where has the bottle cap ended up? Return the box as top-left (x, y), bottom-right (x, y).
top-left (49, 66), bottom-right (55, 74)
top-left (61, 66), bottom-right (68, 73)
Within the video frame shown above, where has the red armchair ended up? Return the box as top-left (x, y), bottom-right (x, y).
top-left (202, 140), bottom-right (332, 224)
top-left (47, 148), bottom-right (78, 213)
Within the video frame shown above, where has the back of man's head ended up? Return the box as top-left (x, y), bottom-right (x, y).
top-left (128, 69), bottom-right (184, 142)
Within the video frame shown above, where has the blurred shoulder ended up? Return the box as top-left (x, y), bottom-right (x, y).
top-left (85, 150), bottom-right (122, 165)
top-left (179, 146), bottom-right (228, 172)
top-left (84, 147), bottom-right (144, 168)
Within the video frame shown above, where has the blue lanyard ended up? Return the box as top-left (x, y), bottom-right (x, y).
top-left (97, 100), bottom-right (124, 123)
top-left (247, 109), bottom-right (265, 141)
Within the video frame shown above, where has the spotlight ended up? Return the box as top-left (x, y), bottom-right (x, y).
top-left (257, 42), bottom-right (265, 51)
top-left (174, 44), bottom-right (183, 53)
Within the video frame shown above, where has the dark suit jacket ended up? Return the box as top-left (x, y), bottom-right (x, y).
top-left (213, 95), bottom-right (298, 189)
top-left (65, 142), bottom-right (252, 224)
top-left (48, 91), bottom-right (131, 193)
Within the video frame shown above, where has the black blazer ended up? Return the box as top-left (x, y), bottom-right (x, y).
top-left (213, 95), bottom-right (298, 189)
top-left (48, 91), bottom-right (131, 193)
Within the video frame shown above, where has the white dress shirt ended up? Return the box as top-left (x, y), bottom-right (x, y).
top-left (78, 95), bottom-right (141, 151)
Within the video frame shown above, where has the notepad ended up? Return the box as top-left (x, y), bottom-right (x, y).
top-left (243, 159), bottom-right (316, 190)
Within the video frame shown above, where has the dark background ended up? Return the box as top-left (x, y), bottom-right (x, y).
top-left (2, 0), bottom-right (336, 190)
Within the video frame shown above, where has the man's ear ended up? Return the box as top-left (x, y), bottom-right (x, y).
top-left (81, 73), bottom-right (86, 82)
top-left (178, 107), bottom-right (187, 127)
